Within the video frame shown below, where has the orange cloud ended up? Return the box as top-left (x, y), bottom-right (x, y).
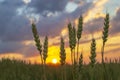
top-left (84, 0), bottom-right (108, 23)
top-left (0, 53), bottom-right (24, 60)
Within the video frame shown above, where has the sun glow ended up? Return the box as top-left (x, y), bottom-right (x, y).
top-left (52, 58), bottom-right (58, 64)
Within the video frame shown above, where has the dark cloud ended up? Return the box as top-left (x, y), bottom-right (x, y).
top-left (28, 0), bottom-right (68, 14)
top-left (0, 0), bottom-right (92, 41)
top-left (0, 0), bottom-right (92, 56)
top-left (84, 17), bottom-right (103, 34)
top-left (35, 2), bottom-right (92, 37)
top-left (35, 15), bottom-right (67, 37)
top-left (1, 16), bottom-right (32, 42)
top-left (0, 0), bottom-right (34, 55)
top-left (0, 41), bottom-right (24, 53)
top-left (83, 7), bottom-right (120, 36)
top-left (0, 40), bottom-right (37, 57)
top-left (110, 8), bottom-right (120, 35)
top-left (0, 0), bottom-right (31, 42)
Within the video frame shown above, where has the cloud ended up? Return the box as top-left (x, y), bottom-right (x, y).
top-left (30, 2), bottom-right (92, 37)
top-left (0, 0), bottom-right (92, 42)
top-left (28, 0), bottom-right (68, 13)
top-left (0, 0), bottom-right (92, 58)
top-left (83, 7), bottom-right (120, 36)
top-left (106, 43), bottom-right (120, 47)
top-left (22, 0), bottom-right (31, 4)
top-left (106, 47), bottom-right (120, 54)
top-left (110, 8), bottom-right (120, 35)
top-left (0, 40), bottom-right (37, 57)
top-left (84, 17), bottom-right (104, 34)
top-left (65, 2), bottom-right (79, 13)
top-left (0, 0), bottom-right (32, 42)
top-left (0, 53), bottom-right (24, 59)
top-left (0, 41), bottom-right (23, 53)
top-left (84, 0), bottom-right (108, 22)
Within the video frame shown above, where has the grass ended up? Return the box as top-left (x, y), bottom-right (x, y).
top-left (0, 58), bottom-right (120, 80)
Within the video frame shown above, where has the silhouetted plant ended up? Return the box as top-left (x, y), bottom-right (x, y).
top-left (78, 53), bottom-right (83, 79)
top-left (72, 26), bottom-right (77, 62)
top-left (73, 60), bottom-right (79, 80)
top-left (101, 13), bottom-right (110, 80)
top-left (77, 16), bottom-right (83, 62)
top-left (32, 23), bottom-right (43, 65)
top-left (89, 38), bottom-right (96, 68)
top-left (43, 36), bottom-right (48, 64)
top-left (60, 37), bottom-right (66, 66)
top-left (79, 53), bottom-right (83, 73)
top-left (68, 23), bottom-right (74, 65)
top-left (89, 38), bottom-right (97, 80)
top-left (60, 37), bottom-right (66, 80)
top-left (102, 13), bottom-right (110, 64)
top-left (43, 36), bottom-right (48, 80)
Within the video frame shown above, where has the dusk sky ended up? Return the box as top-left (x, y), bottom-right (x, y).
top-left (0, 0), bottom-right (120, 64)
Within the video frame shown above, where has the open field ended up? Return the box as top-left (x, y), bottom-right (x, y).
top-left (0, 58), bottom-right (120, 80)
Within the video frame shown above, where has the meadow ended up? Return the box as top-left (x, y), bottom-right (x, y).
top-left (0, 58), bottom-right (120, 80)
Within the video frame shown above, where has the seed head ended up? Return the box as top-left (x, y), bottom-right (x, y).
top-left (102, 13), bottom-right (109, 44)
top-left (43, 36), bottom-right (48, 62)
top-left (77, 16), bottom-right (83, 40)
top-left (32, 23), bottom-right (42, 54)
top-left (89, 38), bottom-right (96, 67)
top-left (60, 37), bottom-right (66, 66)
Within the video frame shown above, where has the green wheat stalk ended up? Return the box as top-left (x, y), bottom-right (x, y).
top-left (101, 13), bottom-right (110, 64)
top-left (43, 36), bottom-right (48, 64)
top-left (79, 53), bottom-right (83, 73)
top-left (72, 26), bottom-right (77, 62)
top-left (68, 23), bottom-right (77, 80)
top-left (89, 38), bottom-right (96, 80)
top-left (60, 37), bottom-right (66, 80)
top-left (77, 16), bottom-right (83, 63)
top-left (73, 60), bottom-right (79, 80)
top-left (68, 23), bottom-right (74, 65)
top-left (60, 37), bottom-right (66, 66)
top-left (31, 23), bottom-right (43, 65)
top-left (78, 53), bottom-right (83, 80)
top-left (101, 13), bottom-right (110, 80)
top-left (89, 38), bottom-right (96, 68)
top-left (43, 36), bottom-right (48, 80)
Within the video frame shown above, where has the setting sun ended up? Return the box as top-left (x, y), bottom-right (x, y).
top-left (52, 58), bottom-right (58, 64)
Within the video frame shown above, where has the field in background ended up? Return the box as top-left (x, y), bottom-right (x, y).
top-left (0, 58), bottom-right (120, 80)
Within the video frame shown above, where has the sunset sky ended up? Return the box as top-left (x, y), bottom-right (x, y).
top-left (0, 0), bottom-right (120, 64)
